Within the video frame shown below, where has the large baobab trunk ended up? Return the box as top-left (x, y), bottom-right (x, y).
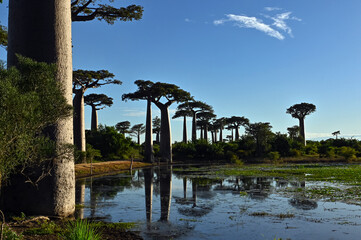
top-left (219, 125), bottom-right (223, 142)
top-left (144, 99), bottom-right (154, 163)
top-left (235, 126), bottom-right (240, 140)
top-left (73, 90), bottom-right (86, 152)
top-left (204, 125), bottom-right (209, 141)
top-left (299, 118), bottom-right (306, 146)
top-left (5, 0), bottom-right (75, 217)
top-left (192, 111), bottom-right (197, 142)
top-left (91, 105), bottom-right (98, 131)
top-left (158, 104), bottom-right (172, 163)
top-left (183, 115), bottom-right (187, 143)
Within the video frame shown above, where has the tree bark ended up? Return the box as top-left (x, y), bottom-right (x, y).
top-left (299, 117), bottom-right (306, 146)
top-left (192, 111), bottom-right (197, 142)
top-left (5, 0), bottom-right (75, 217)
top-left (219, 124), bottom-right (223, 142)
top-left (183, 115), bottom-right (187, 143)
top-left (144, 99), bottom-right (154, 163)
top-left (204, 125), bottom-right (208, 141)
top-left (235, 126), bottom-right (240, 140)
top-left (91, 105), bottom-right (98, 131)
top-left (157, 103), bottom-right (172, 163)
top-left (73, 89), bottom-right (86, 153)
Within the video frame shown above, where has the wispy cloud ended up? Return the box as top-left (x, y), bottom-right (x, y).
top-left (214, 14), bottom-right (284, 40)
top-left (264, 7), bottom-right (282, 12)
top-left (185, 18), bottom-right (192, 22)
top-left (214, 9), bottom-right (301, 40)
top-left (122, 109), bottom-right (145, 117)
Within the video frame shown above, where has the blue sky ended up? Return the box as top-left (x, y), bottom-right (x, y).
top-left (1, 0), bottom-right (361, 143)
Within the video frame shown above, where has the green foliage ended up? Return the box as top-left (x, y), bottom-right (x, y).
top-left (0, 56), bottom-right (72, 182)
top-left (23, 221), bottom-right (60, 236)
top-left (267, 151), bottom-right (280, 161)
top-left (60, 220), bottom-right (102, 240)
top-left (0, 24), bottom-right (7, 48)
top-left (338, 146), bottom-right (357, 160)
top-left (86, 125), bottom-right (138, 160)
top-left (3, 224), bottom-right (23, 240)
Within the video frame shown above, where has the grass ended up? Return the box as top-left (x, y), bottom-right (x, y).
top-left (59, 219), bottom-right (102, 240)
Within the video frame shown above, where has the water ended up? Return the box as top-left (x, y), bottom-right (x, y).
top-left (75, 166), bottom-right (361, 240)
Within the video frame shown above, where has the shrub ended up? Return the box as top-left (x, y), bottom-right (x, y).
top-left (338, 146), bottom-right (357, 160)
top-left (267, 151), bottom-right (280, 161)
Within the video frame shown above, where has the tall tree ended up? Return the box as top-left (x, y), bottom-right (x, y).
top-left (122, 80), bottom-right (155, 163)
top-left (130, 123), bottom-right (145, 145)
top-left (115, 121), bottom-right (131, 136)
top-left (245, 122), bottom-right (274, 157)
top-left (153, 116), bottom-right (161, 143)
top-left (71, 0), bottom-right (143, 23)
top-left (286, 102), bottom-right (316, 146)
top-left (172, 109), bottom-right (192, 143)
top-left (7, 0), bottom-right (74, 217)
top-left (84, 93), bottom-right (113, 131)
top-left (176, 101), bottom-right (212, 142)
top-left (226, 116), bottom-right (249, 140)
top-left (214, 117), bottom-right (226, 142)
top-left (73, 70), bottom-right (121, 152)
top-left (197, 111), bottom-right (216, 141)
top-left (150, 82), bottom-right (192, 162)
top-left (332, 130), bottom-right (340, 139)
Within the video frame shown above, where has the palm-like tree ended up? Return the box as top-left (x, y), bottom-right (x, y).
top-left (286, 102), bottom-right (316, 146)
top-left (84, 93), bottom-right (113, 131)
top-left (332, 130), bottom-right (340, 139)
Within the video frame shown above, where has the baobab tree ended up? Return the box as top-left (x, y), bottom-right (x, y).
top-left (176, 101), bottom-right (212, 142)
top-left (150, 82), bottom-right (192, 162)
top-left (172, 109), bottom-right (192, 143)
top-left (214, 118), bottom-right (226, 142)
top-left (73, 70), bottom-right (121, 152)
top-left (116, 121), bottom-right (131, 136)
top-left (122, 80), bottom-right (155, 163)
top-left (226, 116), bottom-right (250, 141)
top-left (6, 0), bottom-right (75, 217)
top-left (153, 116), bottom-right (161, 144)
top-left (286, 102), bottom-right (316, 146)
top-left (84, 93), bottom-right (113, 131)
top-left (130, 124), bottom-right (146, 145)
top-left (332, 131), bottom-right (340, 139)
top-left (197, 111), bottom-right (216, 141)
top-left (5, 0), bottom-right (143, 217)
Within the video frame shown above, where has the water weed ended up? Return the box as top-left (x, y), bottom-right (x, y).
top-left (60, 219), bottom-right (102, 240)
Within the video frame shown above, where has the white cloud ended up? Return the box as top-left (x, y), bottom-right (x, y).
top-left (214, 14), bottom-right (285, 40)
top-left (264, 7), bottom-right (282, 12)
top-left (122, 109), bottom-right (145, 117)
top-left (185, 18), bottom-right (191, 22)
top-left (214, 9), bottom-right (301, 40)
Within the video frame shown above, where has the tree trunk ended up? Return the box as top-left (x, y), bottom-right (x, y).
top-left (156, 132), bottom-right (160, 143)
top-left (73, 89), bottom-right (86, 154)
top-left (299, 117), bottom-right (306, 146)
top-left (91, 105), bottom-right (98, 131)
top-left (235, 126), bottom-right (240, 140)
top-left (219, 125), bottom-right (223, 142)
top-left (144, 99), bottom-right (154, 163)
top-left (159, 166), bottom-right (172, 222)
top-left (200, 126), bottom-right (204, 140)
top-left (204, 124), bottom-right (208, 141)
top-left (192, 111), bottom-right (197, 142)
top-left (183, 115), bottom-right (187, 143)
top-left (4, 0), bottom-right (74, 217)
top-left (158, 104), bottom-right (172, 162)
top-left (144, 168), bottom-right (153, 223)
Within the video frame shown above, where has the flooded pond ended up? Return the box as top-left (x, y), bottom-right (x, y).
top-left (76, 165), bottom-right (361, 239)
